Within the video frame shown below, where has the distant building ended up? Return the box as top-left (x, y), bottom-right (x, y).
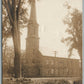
top-left (23, 0), bottom-right (80, 77)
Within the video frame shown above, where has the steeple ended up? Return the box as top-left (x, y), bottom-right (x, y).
top-left (26, 0), bottom-right (40, 77)
top-left (27, 0), bottom-right (39, 45)
top-left (28, 0), bottom-right (39, 38)
top-left (29, 0), bottom-right (37, 23)
top-left (26, 0), bottom-right (39, 63)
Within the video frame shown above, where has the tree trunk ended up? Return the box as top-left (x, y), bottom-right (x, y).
top-left (12, 21), bottom-right (21, 78)
top-left (12, 0), bottom-right (21, 78)
top-left (12, 7), bottom-right (21, 78)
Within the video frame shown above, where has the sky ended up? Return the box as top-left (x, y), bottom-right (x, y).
top-left (7, 0), bottom-right (82, 59)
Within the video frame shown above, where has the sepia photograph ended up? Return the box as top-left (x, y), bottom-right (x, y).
top-left (2, 0), bottom-right (82, 84)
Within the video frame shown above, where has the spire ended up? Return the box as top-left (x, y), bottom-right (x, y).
top-left (29, 0), bottom-right (37, 23)
top-left (27, 0), bottom-right (39, 51)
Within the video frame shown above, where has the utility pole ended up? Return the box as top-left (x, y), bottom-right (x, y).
top-left (53, 51), bottom-right (57, 74)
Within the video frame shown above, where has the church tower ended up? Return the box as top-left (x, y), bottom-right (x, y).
top-left (26, 0), bottom-right (41, 77)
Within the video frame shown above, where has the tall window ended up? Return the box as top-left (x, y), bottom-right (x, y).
top-left (51, 69), bottom-right (54, 74)
top-left (46, 60), bottom-right (49, 65)
top-left (51, 60), bottom-right (54, 65)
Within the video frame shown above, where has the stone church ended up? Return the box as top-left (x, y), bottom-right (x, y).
top-left (22, 0), bottom-right (80, 77)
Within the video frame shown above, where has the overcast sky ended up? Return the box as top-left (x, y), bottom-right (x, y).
top-left (7, 0), bottom-right (82, 59)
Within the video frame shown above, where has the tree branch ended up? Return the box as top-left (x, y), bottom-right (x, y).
top-left (16, 0), bottom-right (21, 21)
top-left (4, 0), bottom-right (14, 25)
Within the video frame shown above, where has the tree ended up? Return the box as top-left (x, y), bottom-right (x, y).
top-left (2, 0), bottom-right (28, 78)
top-left (62, 4), bottom-right (82, 78)
top-left (63, 9), bottom-right (82, 59)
